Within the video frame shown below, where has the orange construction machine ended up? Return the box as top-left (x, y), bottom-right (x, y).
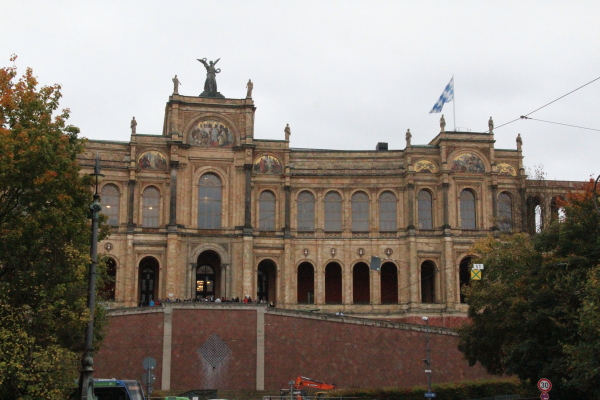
top-left (281, 376), bottom-right (338, 400)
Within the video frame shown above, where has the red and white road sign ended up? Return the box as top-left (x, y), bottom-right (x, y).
top-left (538, 378), bottom-right (552, 392)
top-left (540, 392), bottom-right (549, 400)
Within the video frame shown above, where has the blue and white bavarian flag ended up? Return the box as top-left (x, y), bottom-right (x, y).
top-left (429, 77), bottom-right (454, 113)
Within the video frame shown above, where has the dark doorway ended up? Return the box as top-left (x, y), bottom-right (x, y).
top-left (297, 262), bottom-right (315, 304)
top-left (459, 257), bottom-right (473, 304)
top-left (353, 262), bottom-right (370, 304)
top-left (258, 259), bottom-right (277, 302)
top-left (380, 262), bottom-right (398, 304)
top-left (196, 251), bottom-right (221, 300)
top-left (325, 262), bottom-right (343, 304)
top-left (421, 261), bottom-right (436, 303)
top-left (139, 256), bottom-right (159, 306)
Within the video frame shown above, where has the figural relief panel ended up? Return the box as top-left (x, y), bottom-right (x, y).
top-left (451, 153), bottom-right (485, 173)
top-left (189, 119), bottom-right (234, 147)
top-left (138, 151), bottom-right (168, 170)
top-left (253, 155), bottom-right (283, 174)
top-left (415, 159), bottom-right (438, 173)
top-left (496, 163), bottom-right (517, 176)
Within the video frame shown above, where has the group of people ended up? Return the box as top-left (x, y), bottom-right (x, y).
top-left (139, 295), bottom-right (274, 307)
top-left (190, 122), bottom-right (233, 147)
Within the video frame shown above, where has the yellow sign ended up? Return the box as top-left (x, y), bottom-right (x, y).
top-left (471, 269), bottom-right (482, 280)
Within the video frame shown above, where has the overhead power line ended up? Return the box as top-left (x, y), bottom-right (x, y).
top-left (489, 74), bottom-right (600, 133)
top-left (520, 116), bottom-right (600, 132)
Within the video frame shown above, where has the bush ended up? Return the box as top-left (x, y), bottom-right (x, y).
top-left (327, 379), bottom-right (536, 400)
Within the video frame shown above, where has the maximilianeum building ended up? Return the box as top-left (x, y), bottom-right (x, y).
top-left (79, 81), bottom-right (581, 318)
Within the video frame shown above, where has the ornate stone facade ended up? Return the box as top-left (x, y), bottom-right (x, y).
top-left (80, 92), bottom-right (582, 316)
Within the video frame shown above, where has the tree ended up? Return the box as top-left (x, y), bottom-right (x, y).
top-left (0, 56), bottom-right (106, 399)
top-left (457, 180), bottom-right (600, 400)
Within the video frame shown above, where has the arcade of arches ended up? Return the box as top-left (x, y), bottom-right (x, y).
top-left (81, 83), bottom-right (583, 316)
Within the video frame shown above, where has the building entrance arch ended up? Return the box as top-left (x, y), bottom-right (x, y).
top-left (195, 250), bottom-right (221, 300)
top-left (139, 256), bottom-right (159, 306)
top-left (257, 259), bottom-right (277, 303)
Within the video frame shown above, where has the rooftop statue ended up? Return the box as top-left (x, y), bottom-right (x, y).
top-left (131, 116), bottom-right (137, 135)
top-left (246, 79), bottom-right (253, 98)
top-left (172, 75), bottom-right (181, 94)
top-left (198, 58), bottom-right (224, 98)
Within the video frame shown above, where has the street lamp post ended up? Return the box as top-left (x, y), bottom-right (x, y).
top-left (422, 316), bottom-right (432, 396)
top-left (77, 154), bottom-right (104, 400)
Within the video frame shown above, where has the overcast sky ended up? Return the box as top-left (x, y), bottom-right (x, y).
top-left (3, 1), bottom-right (599, 181)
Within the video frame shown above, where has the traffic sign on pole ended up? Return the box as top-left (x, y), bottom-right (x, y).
top-left (537, 378), bottom-right (552, 392)
top-left (142, 356), bottom-right (156, 370)
top-left (540, 392), bottom-right (549, 400)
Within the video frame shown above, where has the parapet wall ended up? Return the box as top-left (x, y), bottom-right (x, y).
top-left (94, 304), bottom-right (492, 392)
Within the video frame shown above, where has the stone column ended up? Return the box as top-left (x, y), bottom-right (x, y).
top-left (284, 185), bottom-right (291, 238)
top-left (242, 236), bottom-right (254, 297)
top-left (407, 183), bottom-right (415, 230)
top-left (491, 184), bottom-right (499, 230)
top-left (244, 164), bottom-right (253, 235)
top-left (127, 180), bottom-right (136, 231)
top-left (442, 182), bottom-right (450, 230)
top-left (220, 264), bottom-right (228, 299)
top-left (519, 187), bottom-right (527, 232)
top-left (168, 161), bottom-right (179, 227)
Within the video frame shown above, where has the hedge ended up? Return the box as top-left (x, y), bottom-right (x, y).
top-left (325, 379), bottom-right (537, 400)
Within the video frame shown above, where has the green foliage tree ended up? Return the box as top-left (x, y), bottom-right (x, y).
top-left (458, 180), bottom-right (600, 400)
top-left (0, 56), bottom-right (106, 399)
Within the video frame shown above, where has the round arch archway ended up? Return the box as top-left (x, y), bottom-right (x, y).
top-left (138, 256), bottom-right (159, 306)
top-left (297, 262), bottom-right (314, 304)
top-left (195, 250), bottom-right (221, 300)
top-left (257, 259), bottom-right (277, 303)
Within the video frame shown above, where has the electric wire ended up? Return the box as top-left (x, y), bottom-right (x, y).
top-left (520, 116), bottom-right (600, 132)
top-left (485, 74), bottom-right (600, 133)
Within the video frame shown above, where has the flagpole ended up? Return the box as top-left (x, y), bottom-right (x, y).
top-left (453, 75), bottom-right (456, 131)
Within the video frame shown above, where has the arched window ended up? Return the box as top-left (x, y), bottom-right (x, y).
top-left (324, 192), bottom-right (342, 231)
top-left (353, 262), bottom-right (370, 304)
top-left (198, 173), bottom-right (222, 229)
top-left (297, 262), bottom-right (315, 304)
top-left (139, 256), bottom-right (159, 305)
top-left (421, 261), bottom-right (436, 303)
top-left (259, 191), bottom-right (276, 231)
top-left (459, 257), bottom-right (473, 304)
top-left (418, 190), bottom-right (433, 229)
top-left (297, 191), bottom-right (315, 231)
top-left (142, 186), bottom-right (160, 227)
top-left (380, 263), bottom-right (398, 304)
top-left (527, 196), bottom-right (543, 234)
top-left (352, 192), bottom-right (370, 231)
top-left (460, 189), bottom-right (476, 229)
top-left (101, 184), bottom-right (120, 226)
top-left (551, 196), bottom-right (566, 223)
top-left (325, 262), bottom-right (343, 304)
top-left (379, 191), bottom-right (397, 231)
top-left (100, 257), bottom-right (117, 301)
top-left (498, 192), bottom-right (513, 232)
